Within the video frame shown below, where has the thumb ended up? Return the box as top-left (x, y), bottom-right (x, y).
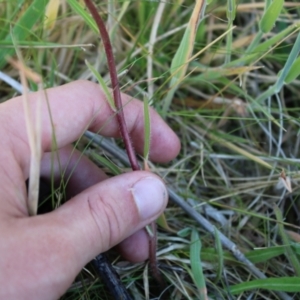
top-left (3, 172), bottom-right (168, 300)
top-left (52, 171), bottom-right (168, 265)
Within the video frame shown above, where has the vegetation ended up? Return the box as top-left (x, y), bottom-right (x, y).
top-left (2, 0), bottom-right (300, 299)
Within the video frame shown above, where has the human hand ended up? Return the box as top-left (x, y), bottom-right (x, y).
top-left (0, 80), bottom-right (180, 299)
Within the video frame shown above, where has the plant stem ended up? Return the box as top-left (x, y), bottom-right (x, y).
top-left (83, 0), bottom-right (163, 292)
top-left (84, 0), bottom-right (139, 171)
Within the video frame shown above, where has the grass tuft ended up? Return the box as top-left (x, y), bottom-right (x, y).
top-left (2, 0), bottom-right (300, 299)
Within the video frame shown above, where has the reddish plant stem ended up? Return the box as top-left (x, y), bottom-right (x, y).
top-left (84, 0), bottom-right (139, 171)
top-left (149, 222), bottom-right (165, 288)
top-left (84, 0), bottom-right (163, 290)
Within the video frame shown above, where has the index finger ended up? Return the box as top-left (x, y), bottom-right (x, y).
top-left (0, 80), bottom-right (180, 175)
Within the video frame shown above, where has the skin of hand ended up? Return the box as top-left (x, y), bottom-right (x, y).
top-left (0, 80), bottom-right (180, 300)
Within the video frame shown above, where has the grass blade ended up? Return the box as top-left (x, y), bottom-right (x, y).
top-left (190, 229), bottom-right (207, 299)
top-left (66, 0), bottom-right (98, 34)
top-left (225, 0), bottom-right (236, 63)
top-left (44, 0), bottom-right (61, 31)
top-left (275, 32), bottom-right (300, 90)
top-left (274, 205), bottom-right (300, 276)
top-left (143, 96), bottom-right (151, 162)
top-left (214, 227), bottom-right (223, 283)
top-left (85, 59), bottom-right (116, 111)
top-left (90, 152), bottom-right (121, 176)
top-left (260, 0), bottom-right (284, 34)
top-left (284, 56), bottom-right (300, 84)
top-left (9, 31), bottom-right (43, 216)
top-left (162, 0), bottom-right (206, 115)
top-left (228, 23), bottom-right (300, 67)
top-left (230, 277), bottom-right (300, 294)
top-left (245, 246), bottom-right (286, 264)
top-left (256, 31), bottom-right (300, 103)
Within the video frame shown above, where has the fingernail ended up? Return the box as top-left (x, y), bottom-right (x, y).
top-left (132, 177), bottom-right (168, 221)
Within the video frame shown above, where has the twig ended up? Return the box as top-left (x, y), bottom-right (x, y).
top-left (93, 253), bottom-right (132, 300)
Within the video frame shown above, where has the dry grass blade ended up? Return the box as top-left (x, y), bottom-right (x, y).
top-left (44, 0), bottom-right (61, 31)
top-left (147, 1), bottom-right (165, 100)
top-left (8, 57), bottom-right (43, 216)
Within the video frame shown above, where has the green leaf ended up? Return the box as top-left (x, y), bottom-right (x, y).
top-left (274, 32), bottom-right (300, 91)
top-left (260, 0), bottom-right (284, 33)
top-left (200, 248), bottom-right (236, 263)
top-left (0, 40), bottom-right (79, 48)
top-left (214, 228), bottom-right (223, 283)
top-left (85, 59), bottom-right (116, 111)
top-left (230, 277), bottom-right (300, 294)
top-left (143, 96), bottom-right (151, 162)
top-left (199, 246), bottom-right (285, 265)
top-left (225, 0), bottom-right (236, 63)
top-left (284, 56), bottom-right (300, 83)
top-left (66, 0), bottom-right (98, 34)
top-left (226, 0), bottom-right (236, 22)
top-left (245, 246), bottom-right (285, 263)
top-left (275, 205), bottom-right (300, 276)
top-left (227, 23), bottom-right (300, 67)
top-left (90, 152), bottom-right (121, 176)
top-left (177, 227), bottom-right (192, 238)
top-left (156, 213), bottom-right (174, 232)
top-left (291, 243), bottom-right (300, 256)
top-left (0, 0), bottom-right (25, 40)
top-left (190, 229), bottom-right (207, 298)
top-left (0, 0), bottom-right (48, 68)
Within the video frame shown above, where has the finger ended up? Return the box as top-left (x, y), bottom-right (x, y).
top-left (47, 172), bottom-right (167, 262)
top-left (0, 80), bottom-right (180, 177)
top-left (3, 172), bottom-right (167, 299)
top-left (40, 145), bottom-right (108, 198)
top-left (115, 229), bottom-right (150, 262)
top-left (41, 147), bottom-right (151, 262)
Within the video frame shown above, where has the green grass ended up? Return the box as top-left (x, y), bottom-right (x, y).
top-left (2, 0), bottom-right (300, 299)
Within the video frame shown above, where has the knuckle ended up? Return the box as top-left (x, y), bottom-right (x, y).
top-left (87, 192), bottom-right (122, 249)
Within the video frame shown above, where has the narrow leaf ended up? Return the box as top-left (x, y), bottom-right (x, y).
top-left (284, 56), bottom-right (300, 83)
top-left (85, 59), bottom-right (116, 111)
top-left (190, 229), bottom-right (207, 299)
top-left (226, 0), bottom-right (236, 22)
top-left (245, 246), bottom-right (285, 263)
top-left (275, 32), bottom-right (300, 91)
top-left (67, 0), bottom-right (98, 34)
top-left (157, 213), bottom-right (175, 233)
top-left (90, 152), bottom-right (121, 175)
top-left (214, 228), bottom-right (223, 283)
top-left (230, 277), bottom-right (300, 294)
top-left (143, 96), bottom-right (151, 162)
top-left (275, 205), bottom-right (300, 276)
top-left (260, 0), bottom-right (284, 33)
